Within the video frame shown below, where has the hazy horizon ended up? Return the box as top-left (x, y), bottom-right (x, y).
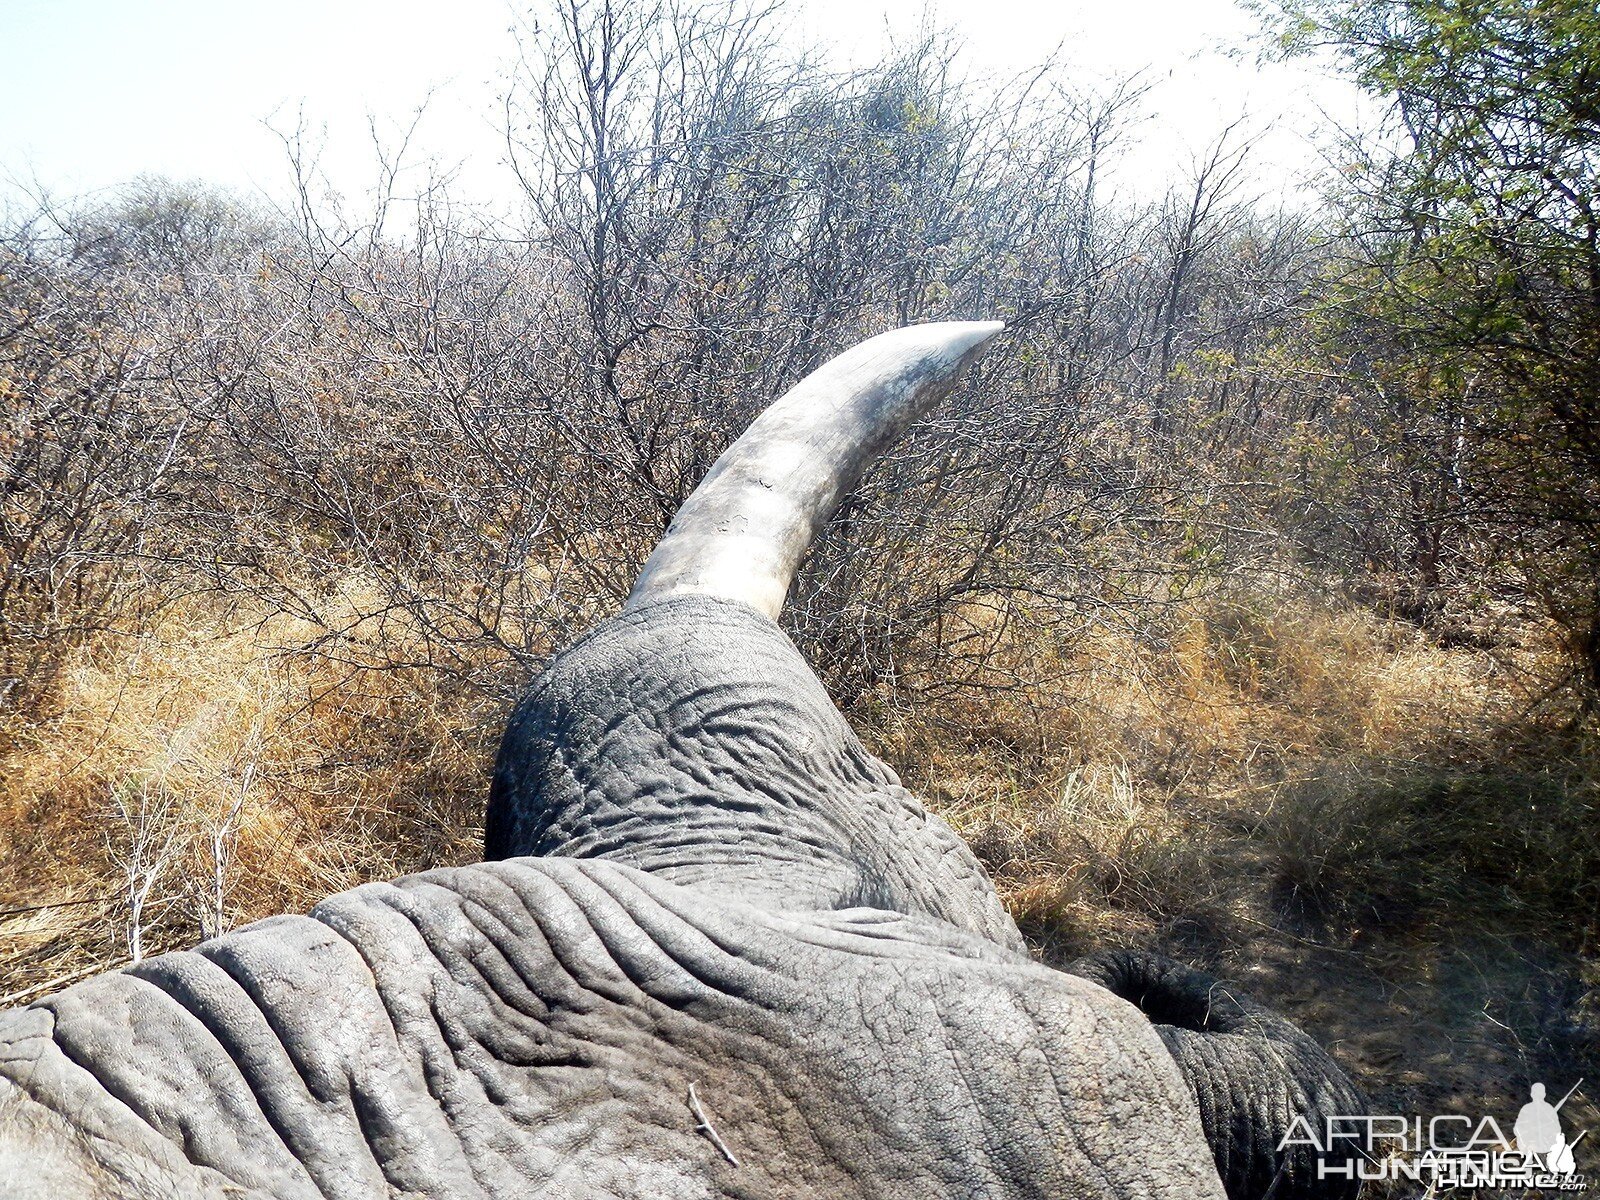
top-left (1, 0), bottom-right (1372, 219)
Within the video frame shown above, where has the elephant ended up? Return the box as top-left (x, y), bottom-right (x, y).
top-left (0, 322), bottom-right (1364, 1199)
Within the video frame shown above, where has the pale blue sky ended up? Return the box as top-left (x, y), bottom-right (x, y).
top-left (0, 0), bottom-right (1365, 211)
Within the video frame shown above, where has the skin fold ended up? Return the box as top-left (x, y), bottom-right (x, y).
top-left (0, 324), bottom-right (1359, 1199)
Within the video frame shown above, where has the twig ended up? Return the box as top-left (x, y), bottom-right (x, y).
top-left (0, 894), bottom-right (119, 920)
top-left (0, 962), bottom-right (113, 1008)
top-left (687, 1082), bottom-right (740, 1167)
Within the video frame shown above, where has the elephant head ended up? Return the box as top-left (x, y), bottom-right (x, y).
top-left (0, 323), bottom-right (1362, 1199)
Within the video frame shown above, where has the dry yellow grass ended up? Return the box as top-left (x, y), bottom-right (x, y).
top-left (1, 576), bottom-right (1588, 1003)
top-left (859, 590), bottom-right (1599, 1135)
top-left (868, 589), bottom-right (1576, 950)
top-left (0, 579), bottom-right (495, 1001)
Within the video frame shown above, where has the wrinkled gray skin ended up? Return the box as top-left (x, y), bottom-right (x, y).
top-left (1071, 951), bottom-right (1365, 1200)
top-left (0, 324), bottom-right (1358, 1199)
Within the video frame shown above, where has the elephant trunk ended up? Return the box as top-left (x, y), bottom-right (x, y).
top-left (625, 321), bottom-right (1005, 620)
top-left (1070, 949), bottom-right (1367, 1200)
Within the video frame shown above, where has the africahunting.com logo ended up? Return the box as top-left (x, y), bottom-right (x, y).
top-left (1280, 1079), bottom-right (1590, 1191)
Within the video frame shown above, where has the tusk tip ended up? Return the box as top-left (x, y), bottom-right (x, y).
top-left (917, 319), bottom-right (1006, 368)
top-left (625, 320), bottom-right (1007, 619)
top-left (936, 318), bottom-right (1006, 348)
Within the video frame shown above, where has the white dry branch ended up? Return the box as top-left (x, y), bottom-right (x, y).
top-left (199, 759), bottom-right (254, 941)
top-left (687, 1082), bottom-right (740, 1167)
top-left (106, 779), bottom-right (182, 963)
top-left (193, 726), bottom-right (263, 941)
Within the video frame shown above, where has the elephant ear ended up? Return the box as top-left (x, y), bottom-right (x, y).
top-left (1069, 949), bottom-right (1365, 1200)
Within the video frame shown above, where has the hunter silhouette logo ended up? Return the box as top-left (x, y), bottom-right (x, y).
top-left (1279, 1078), bottom-right (1590, 1190)
top-left (1518, 1082), bottom-right (1584, 1177)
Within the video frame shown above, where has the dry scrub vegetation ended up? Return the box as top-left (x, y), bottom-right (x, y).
top-left (6, 577), bottom-right (1590, 1000)
top-left (882, 592), bottom-right (1598, 952)
top-left (0, 585), bottom-right (496, 1002)
top-left (4, 0), bottom-right (1599, 1137)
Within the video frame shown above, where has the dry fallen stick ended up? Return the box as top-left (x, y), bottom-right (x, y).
top-left (687, 1081), bottom-right (740, 1167)
top-left (0, 962), bottom-right (112, 1009)
top-left (0, 894), bottom-right (119, 920)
